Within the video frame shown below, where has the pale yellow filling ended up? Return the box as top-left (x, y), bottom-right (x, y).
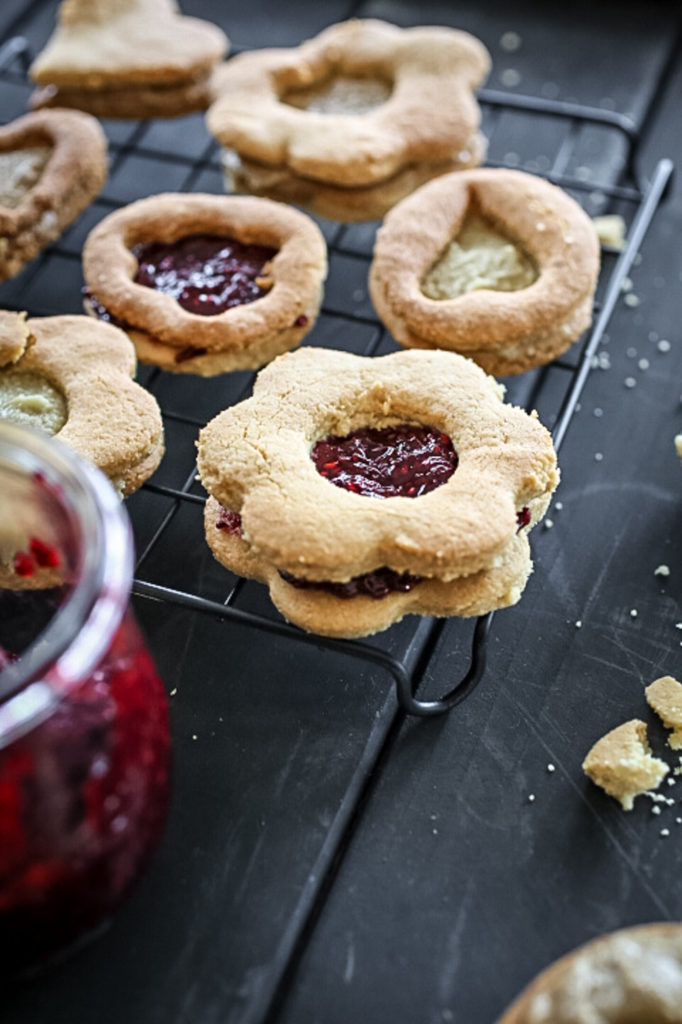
top-left (283, 76), bottom-right (392, 114)
top-left (421, 215), bottom-right (538, 300)
top-left (0, 147), bottom-right (52, 208)
top-left (0, 370), bottom-right (67, 435)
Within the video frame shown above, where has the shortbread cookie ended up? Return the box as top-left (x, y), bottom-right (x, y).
top-left (29, 0), bottom-right (228, 119)
top-left (496, 923), bottom-right (682, 1024)
top-left (646, 675), bottom-right (682, 749)
top-left (82, 193), bottom-right (327, 375)
top-left (207, 18), bottom-right (490, 222)
top-left (0, 313), bottom-right (164, 497)
top-left (197, 346), bottom-right (559, 638)
top-left (0, 109), bottom-right (107, 281)
top-left (582, 719), bottom-right (669, 810)
top-left (369, 168), bottom-right (601, 375)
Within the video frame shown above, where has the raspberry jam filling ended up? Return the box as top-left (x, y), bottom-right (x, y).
top-left (311, 424), bottom-right (458, 499)
top-left (132, 234), bottom-right (277, 316)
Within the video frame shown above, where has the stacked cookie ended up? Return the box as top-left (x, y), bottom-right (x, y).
top-left (197, 346), bottom-right (559, 638)
top-left (29, 0), bottom-right (228, 119)
top-left (206, 19), bottom-right (491, 222)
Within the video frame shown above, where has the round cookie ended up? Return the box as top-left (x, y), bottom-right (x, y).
top-left (82, 193), bottom-right (327, 375)
top-left (207, 18), bottom-right (490, 222)
top-left (197, 346), bottom-right (559, 638)
top-left (369, 168), bottom-right (601, 375)
top-left (496, 923), bottom-right (682, 1024)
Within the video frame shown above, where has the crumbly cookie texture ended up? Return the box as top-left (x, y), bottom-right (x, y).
top-left (646, 675), bottom-right (682, 749)
top-left (29, 0), bottom-right (227, 118)
top-left (0, 310), bottom-right (30, 366)
top-left (0, 313), bottom-right (164, 497)
top-left (369, 167), bottom-right (601, 376)
top-left (582, 719), bottom-right (669, 810)
top-left (496, 923), bottom-right (682, 1024)
top-left (197, 346), bottom-right (558, 638)
top-left (82, 192), bottom-right (327, 375)
top-left (0, 109), bottom-right (107, 282)
top-left (207, 18), bottom-right (490, 221)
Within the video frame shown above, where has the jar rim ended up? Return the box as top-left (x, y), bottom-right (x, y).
top-left (0, 423), bottom-right (133, 746)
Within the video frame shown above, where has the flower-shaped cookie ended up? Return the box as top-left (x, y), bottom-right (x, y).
top-left (496, 924), bottom-right (682, 1024)
top-left (82, 193), bottom-right (327, 375)
top-left (0, 311), bottom-right (164, 496)
top-left (29, 0), bottom-right (228, 119)
top-left (0, 108), bottom-right (107, 282)
top-left (197, 346), bottom-right (559, 638)
top-left (369, 168), bottom-right (601, 375)
top-left (207, 18), bottom-right (490, 222)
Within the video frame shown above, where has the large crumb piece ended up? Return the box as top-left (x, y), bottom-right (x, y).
top-left (0, 310), bottom-right (30, 367)
top-left (582, 719), bottom-right (668, 810)
top-left (646, 675), bottom-right (682, 749)
top-left (675, 434), bottom-right (682, 460)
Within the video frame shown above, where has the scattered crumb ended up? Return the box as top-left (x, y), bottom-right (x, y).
top-left (645, 675), bottom-right (682, 749)
top-left (169, 687), bottom-right (177, 697)
top-left (621, 278), bottom-right (633, 293)
top-left (500, 68), bottom-right (521, 88)
top-left (661, 828), bottom-right (670, 837)
top-left (594, 452), bottom-right (604, 461)
top-left (657, 339), bottom-right (671, 352)
top-left (652, 804), bottom-right (662, 815)
top-left (675, 623), bottom-right (682, 630)
top-left (500, 31), bottom-right (522, 51)
top-left (192, 734), bottom-right (198, 740)
top-left (593, 407), bottom-right (603, 417)
top-left (543, 518), bottom-right (554, 529)
top-left (668, 777), bottom-right (676, 786)
top-left (582, 719), bottom-right (669, 810)
top-left (554, 501), bottom-right (563, 511)
top-left (624, 293), bottom-right (640, 308)
top-left (677, 818), bottom-right (682, 824)
top-left (638, 358), bottom-right (650, 370)
top-left (528, 793), bottom-right (536, 802)
top-left (592, 214), bottom-right (626, 249)
top-left (630, 609), bottom-right (638, 618)
top-left (654, 565), bottom-right (671, 577)
top-left (624, 377), bottom-right (637, 388)
top-left (675, 435), bottom-right (682, 459)
top-left (547, 763), bottom-right (556, 773)
top-left (626, 346), bottom-right (638, 358)
top-left (575, 620), bottom-right (582, 628)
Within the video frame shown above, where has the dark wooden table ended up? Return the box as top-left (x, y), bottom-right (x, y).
top-left (3, 2), bottom-right (682, 1021)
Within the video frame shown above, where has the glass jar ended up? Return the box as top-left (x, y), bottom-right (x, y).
top-left (0, 422), bottom-right (170, 976)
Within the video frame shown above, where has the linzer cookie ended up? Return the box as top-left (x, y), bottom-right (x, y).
top-left (496, 923), bottom-right (682, 1024)
top-left (197, 347), bottom-right (559, 638)
top-left (82, 193), bottom-right (327, 375)
top-left (0, 312), bottom-right (164, 497)
top-left (369, 168), bottom-right (601, 375)
top-left (0, 108), bottom-right (106, 282)
top-left (29, 0), bottom-right (228, 119)
top-left (207, 19), bottom-right (490, 222)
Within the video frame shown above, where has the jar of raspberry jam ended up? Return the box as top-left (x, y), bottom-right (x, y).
top-left (0, 423), bottom-right (170, 976)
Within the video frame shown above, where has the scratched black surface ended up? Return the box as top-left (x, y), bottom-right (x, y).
top-left (2, 2), bottom-right (682, 1023)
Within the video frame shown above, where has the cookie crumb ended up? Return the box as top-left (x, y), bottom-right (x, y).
top-left (657, 339), bottom-right (671, 352)
top-left (660, 828), bottom-right (670, 837)
top-left (593, 407), bottom-right (603, 417)
top-left (543, 518), bottom-right (554, 529)
top-left (624, 376), bottom-right (637, 388)
top-left (592, 214), bottom-right (626, 249)
top-left (554, 501), bottom-right (563, 511)
top-left (645, 675), bottom-right (682, 749)
top-left (547, 763), bottom-right (556, 773)
top-left (528, 793), bottom-right (536, 802)
top-left (651, 804), bottom-right (662, 815)
top-left (654, 565), bottom-right (670, 576)
top-left (675, 435), bottom-right (682, 459)
top-left (630, 608), bottom-right (638, 618)
top-left (575, 620), bottom-right (582, 628)
top-left (624, 293), bottom-right (640, 308)
top-left (169, 687), bottom-right (177, 697)
top-left (594, 452), bottom-right (604, 461)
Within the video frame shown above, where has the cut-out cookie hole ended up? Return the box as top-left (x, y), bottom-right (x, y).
top-left (311, 424), bottom-right (458, 499)
top-left (282, 75), bottom-right (393, 115)
top-left (0, 147), bottom-right (52, 209)
top-left (421, 211), bottom-right (538, 300)
top-left (0, 370), bottom-right (67, 435)
top-left (132, 234), bottom-right (278, 317)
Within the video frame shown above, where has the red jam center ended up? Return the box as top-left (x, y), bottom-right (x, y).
top-left (132, 233), bottom-right (278, 316)
top-left (311, 424), bottom-right (457, 499)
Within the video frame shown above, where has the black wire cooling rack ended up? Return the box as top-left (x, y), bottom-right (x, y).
top-left (0, 33), bottom-right (674, 716)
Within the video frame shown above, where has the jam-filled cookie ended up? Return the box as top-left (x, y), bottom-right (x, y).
top-left (197, 346), bottom-right (559, 638)
top-left (82, 193), bottom-right (327, 375)
top-left (369, 168), bottom-right (601, 375)
top-left (207, 18), bottom-right (490, 222)
top-left (496, 923), bottom-right (682, 1024)
top-left (0, 108), bottom-right (107, 282)
top-left (0, 312), bottom-right (164, 497)
top-left (29, 0), bottom-right (228, 119)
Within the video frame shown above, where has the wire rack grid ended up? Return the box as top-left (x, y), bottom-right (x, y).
top-left (0, 33), bottom-right (674, 718)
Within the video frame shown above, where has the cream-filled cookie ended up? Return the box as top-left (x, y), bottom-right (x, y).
top-left (0, 109), bottom-right (107, 281)
top-left (369, 168), bottom-right (601, 375)
top-left (207, 18), bottom-right (490, 222)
